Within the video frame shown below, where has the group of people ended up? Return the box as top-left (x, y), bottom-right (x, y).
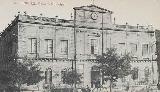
top-left (80, 85), bottom-right (91, 92)
top-left (78, 79), bottom-right (101, 92)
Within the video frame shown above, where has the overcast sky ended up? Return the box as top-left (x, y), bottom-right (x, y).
top-left (0, 0), bottom-right (160, 32)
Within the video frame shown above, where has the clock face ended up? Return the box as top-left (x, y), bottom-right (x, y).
top-left (91, 12), bottom-right (98, 20)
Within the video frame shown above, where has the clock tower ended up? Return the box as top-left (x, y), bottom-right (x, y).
top-left (73, 5), bottom-right (113, 28)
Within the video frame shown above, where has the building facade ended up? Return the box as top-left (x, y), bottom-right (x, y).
top-left (0, 5), bottom-right (158, 91)
top-left (156, 29), bottom-right (160, 87)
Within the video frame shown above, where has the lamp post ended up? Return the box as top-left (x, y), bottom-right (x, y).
top-left (101, 12), bottom-right (104, 55)
top-left (73, 8), bottom-right (77, 91)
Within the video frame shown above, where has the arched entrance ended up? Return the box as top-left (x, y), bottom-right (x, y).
top-left (91, 65), bottom-right (101, 88)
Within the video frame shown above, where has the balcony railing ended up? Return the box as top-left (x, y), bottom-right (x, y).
top-left (113, 24), bottom-right (154, 32)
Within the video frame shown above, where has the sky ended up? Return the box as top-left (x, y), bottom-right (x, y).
top-left (0, 0), bottom-right (160, 32)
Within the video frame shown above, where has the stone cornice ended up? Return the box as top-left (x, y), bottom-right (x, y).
top-left (16, 57), bottom-right (157, 63)
top-left (0, 14), bottom-right (155, 38)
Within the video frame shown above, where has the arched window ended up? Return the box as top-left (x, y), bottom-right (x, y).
top-left (45, 68), bottom-right (52, 84)
top-left (91, 65), bottom-right (100, 88)
top-left (144, 67), bottom-right (150, 82)
top-left (132, 67), bottom-right (139, 80)
top-left (61, 68), bottom-right (67, 84)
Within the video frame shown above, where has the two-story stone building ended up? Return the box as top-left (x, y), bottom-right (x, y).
top-left (0, 5), bottom-right (158, 91)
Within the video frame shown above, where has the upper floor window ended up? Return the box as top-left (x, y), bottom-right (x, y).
top-left (118, 43), bottom-right (125, 55)
top-left (130, 43), bottom-right (137, 55)
top-left (45, 39), bottom-right (53, 54)
top-left (149, 44), bottom-right (155, 54)
top-left (30, 38), bottom-right (37, 53)
top-left (60, 40), bottom-right (68, 55)
top-left (91, 39), bottom-right (97, 54)
top-left (142, 44), bottom-right (148, 56)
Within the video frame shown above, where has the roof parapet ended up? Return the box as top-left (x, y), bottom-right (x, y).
top-left (114, 24), bottom-right (154, 32)
top-left (73, 4), bottom-right (113, 14)
top-left (18, 14), bottom-right (73, 25)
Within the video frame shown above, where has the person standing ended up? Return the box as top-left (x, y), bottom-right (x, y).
top-left (86, 85), bottom-right (91, 92)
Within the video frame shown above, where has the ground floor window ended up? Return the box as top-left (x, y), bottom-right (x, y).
top-left (45, 68), bottom-right (52, 84)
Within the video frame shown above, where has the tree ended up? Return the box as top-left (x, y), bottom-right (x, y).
top-left (96, 48), bottom-right (132, 92)
top-left (0, 58), bottom-right (44, 91)
top-left (61, 68), bottom-right (82, 86)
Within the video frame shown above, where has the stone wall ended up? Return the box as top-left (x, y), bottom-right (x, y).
top-left (18, 23), bottom-right (75, 59)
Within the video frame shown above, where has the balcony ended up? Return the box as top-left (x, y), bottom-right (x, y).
top-left (113, 24), bottom-right (154, 32)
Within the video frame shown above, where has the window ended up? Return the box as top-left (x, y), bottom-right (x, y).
top-left (91, 39), bottom-right (97, 54)
top-left (132, 67), bottom-right (139, 80)
top-left (149, 44), bottom-right (155, 54)
top-left (118, 43), bottom-right (125, 55)
top-left (30, 38), bottom-right (37, 53)
top-left (142, 44), bottom-right (148, 56)
top-left (45, 68), bottom-right (52, 84)
top-left (61, 70), bottom-right (66, 84)
top-left (144, 67), bottom-right (150, 82)
top-left (77, 64), bottom-right (84, 74)
top-left (45, 39), bottom-right (53, 53)
top-left (77, 64), bottom-right (84, 85)
top-left (60, 40), bottom-right (68, 55)
top-left (130, 43), bottom-right (137, 54)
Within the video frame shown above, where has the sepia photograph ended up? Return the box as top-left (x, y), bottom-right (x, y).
top-left (0, 0), bottom-right (160, 92)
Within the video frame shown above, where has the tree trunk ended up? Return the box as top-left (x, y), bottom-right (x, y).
top-left (110, 79), bottom-right (112, 92)
top-left (18, 84), bottom-right (21, 92)
top-left (71, 84), bottom-right (76, 92)
top-left (19, 86), bottom-right (21, 92)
